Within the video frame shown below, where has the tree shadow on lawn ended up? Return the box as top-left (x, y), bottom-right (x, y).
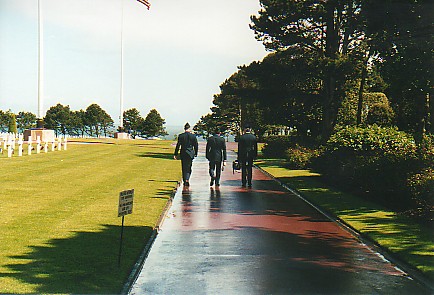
top-left (339, 209), bottom-right (434, 280)
top-left (3, 225), bottom-right (153, 294)
top-left (150, 187), bottom-right (179, 199)
top-left (135, 152), bottom-right (173, 160)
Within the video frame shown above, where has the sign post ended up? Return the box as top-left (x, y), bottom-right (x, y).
top-left (118, 189), bottom-right (134, 267)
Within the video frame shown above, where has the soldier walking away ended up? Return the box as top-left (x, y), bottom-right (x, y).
top-left (237, 127), bottom-right (258, 188)
top-left (174, 123), bottom-right (198, 186)
top-left (206, 127), bottom-right (227, 187)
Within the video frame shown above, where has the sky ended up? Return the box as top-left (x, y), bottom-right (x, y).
top-left (0, 0), bottom-right (268, 127)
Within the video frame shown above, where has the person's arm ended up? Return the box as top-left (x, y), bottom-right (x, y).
top-left (174, 136), bottom-right (181, 159)
top-left (237, 137), bottom-right (243, 160)
top-left (222, 138), bottom-right (227, 162)
top-left (253, 137), bottom-right (258, 159)
top-left (193, 135), bottom-right (199, 157)
top-left (205, 138), bottom-right (211, 160)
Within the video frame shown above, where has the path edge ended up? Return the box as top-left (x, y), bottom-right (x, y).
top-left (121, 182), bottom-right (181, 295)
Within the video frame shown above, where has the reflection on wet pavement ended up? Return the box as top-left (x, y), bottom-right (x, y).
top-left (130, 143), bottom-right (430, 295)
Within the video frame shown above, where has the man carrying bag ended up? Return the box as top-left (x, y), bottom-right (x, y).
top-left (237, 127), bottom-right (258, 188)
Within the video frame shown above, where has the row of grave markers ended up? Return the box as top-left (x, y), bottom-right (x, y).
top-left (0, 133), bottom-right (67, 158)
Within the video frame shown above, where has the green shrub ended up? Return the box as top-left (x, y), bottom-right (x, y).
top-left (418, 134), bottom-right (434, 167)
top-left (325, 125), bottom-right (416, 156)
top-left (285, 145), bottom-right (321, 169)
top-left (317, 125), bottom-right (419, 209)
top-left (262, 136), bottom-right (294, 158)
top-left (407, 168), bottom-right (434, 207)
top-left (367, 102), bottom-right (395, 126)
top-left (262, 135), bottom-right (318, 158)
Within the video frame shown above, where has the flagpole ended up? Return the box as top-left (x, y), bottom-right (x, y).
top-left (37, 0), bottom-right (44, 128)
top-left (119, 0), bottom-right (125, 130)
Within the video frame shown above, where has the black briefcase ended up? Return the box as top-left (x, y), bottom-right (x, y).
top-left (232, 160), bottom-right (241, 174)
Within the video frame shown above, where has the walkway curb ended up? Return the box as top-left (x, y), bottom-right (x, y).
top-left (255, 165), bottom-right (434, 292)
top-left (121, 182), bottom-right (181, 295)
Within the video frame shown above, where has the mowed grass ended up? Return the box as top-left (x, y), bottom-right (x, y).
top-left (257, 160), bottom-right (434, 281)
top-left (0, 139), bottom-right (181, 294)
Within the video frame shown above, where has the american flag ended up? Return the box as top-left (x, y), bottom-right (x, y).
top-left (137, 0), bottom-right (151, 10)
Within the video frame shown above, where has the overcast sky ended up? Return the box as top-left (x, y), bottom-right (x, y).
top-left (0, 0), bottom-right (268, 127)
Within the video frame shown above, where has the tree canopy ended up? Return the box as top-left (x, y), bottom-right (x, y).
top-left (142, 109), bottom-right (168, 138)
top-left (197, 0), bottom-right (432, 143)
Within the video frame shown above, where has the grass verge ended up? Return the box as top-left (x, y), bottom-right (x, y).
top-left (256, 159), bottom-right (434, 282)
top-left (0, 139), bottom-right (180, 294)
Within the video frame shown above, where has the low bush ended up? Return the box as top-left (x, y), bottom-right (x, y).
top-left (366, 102), bottom-right (395, 126)
top-left (417, 134), bottom-right (434, 167)
top-left (262, 136), bottom-right (294, 158)
top-left (407, 168), bottom-right (434, 207)
top-left (285, 145), bottom-right (321, 169)
top-left (325, 125), bottom-right (417, 156)
top-left (316, 125), bottom-right (420, 209)
top-left (262, 135), bottom-right (318, 158)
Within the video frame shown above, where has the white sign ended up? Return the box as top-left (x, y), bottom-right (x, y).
top-left (118, 189), bottom-right (134, 217)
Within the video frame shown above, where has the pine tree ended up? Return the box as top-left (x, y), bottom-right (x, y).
top-left (142, 109), bottom-right (168, 138)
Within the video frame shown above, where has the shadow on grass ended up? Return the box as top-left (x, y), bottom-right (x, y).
top-left (148, 179), bottom-right (179, 184)
top-left (135, 152), bottom-right (173, 160)
top-left (136, 144), bottom-right (172, 150)
top-left (2, 225), bottom-right (153, 294)
top-left (150, 187), bottom-right (179, 199)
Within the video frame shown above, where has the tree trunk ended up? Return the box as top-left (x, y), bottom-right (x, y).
top-left (429, 92), bottom-right (433, 134)
top-left (321, 2), bottom-right (340, 142)
top-left (322, 75), bottom-right (337, 141)
top-left (239, 98), bottom-right (246, 136)
top-left (356, 55), bottom-right (369, 125)
top-left (414, 92), bottom-right (429, 144)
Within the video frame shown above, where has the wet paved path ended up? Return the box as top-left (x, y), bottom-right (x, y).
top-left (129, 143), bottom-right (429, 294)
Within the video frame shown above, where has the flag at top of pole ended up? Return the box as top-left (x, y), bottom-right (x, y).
top-left (137, 0), bottom-right (151, 10)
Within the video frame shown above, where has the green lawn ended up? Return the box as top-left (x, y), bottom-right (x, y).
top-left (0, 139), bottom-right (180, 294)
top-left (257, 159), bottom-right (434, 281)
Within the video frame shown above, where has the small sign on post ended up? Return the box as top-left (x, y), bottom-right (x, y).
top-left (118, 189), bottom-right (134, 267)
top-left (118, 189), bottom-right (134, 217)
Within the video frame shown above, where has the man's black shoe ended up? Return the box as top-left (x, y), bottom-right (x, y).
top-left (210, 179), bottom-right (214, 186)
top-left (242, 183), bottom-right (246, 188)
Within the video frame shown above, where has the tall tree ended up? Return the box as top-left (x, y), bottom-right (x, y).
top-left (68, 110), bottom-right (86, 137)
top-left (44, 103), bottom-right (71, 136)
top-left (0, 110), bottom-right (10, 132)
top-left (362, 0), bottom-right (433, 137)
top-left (194, 113), bottom-right (230, 139)
top-left (123, 108), bottom-right (144, 138)
top-left (142, 109), bottom-right (168, 138)
top-left (16, 111), bottom-right (37, 132)
top-left (212, 69), bottom-right (266, 138)
top-left (85, 104), bottom-right (111, 137)
top-left (251, 0), bottom-right (365, 140)
top-left (242, 49), bottom-right (323, 139)
top-left (100, 110), bottom-right (114, 137)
